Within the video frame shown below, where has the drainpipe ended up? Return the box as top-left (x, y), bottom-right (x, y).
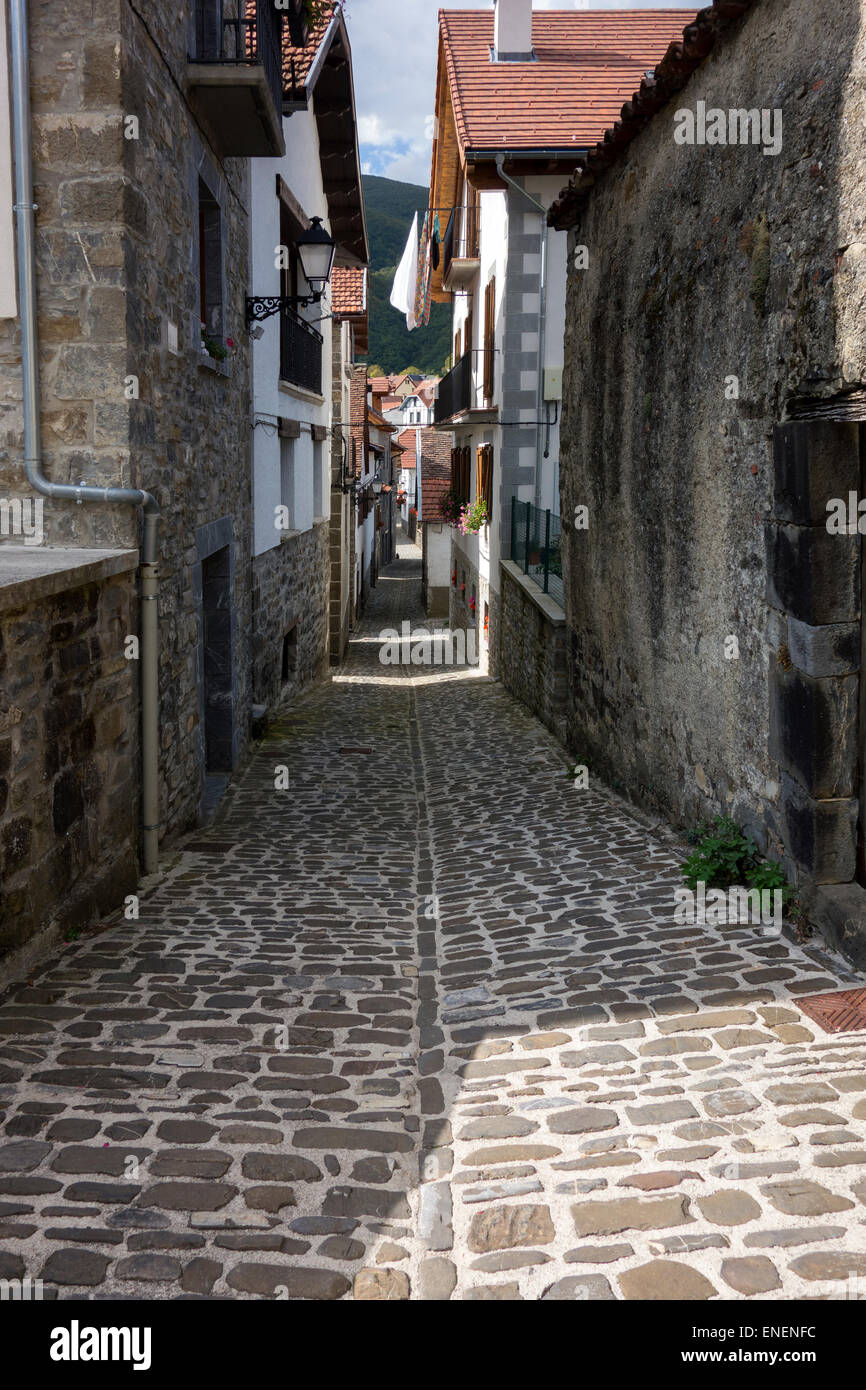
top-left (9, 0), bottom-right (161, 875)
top-left (495, 153), bottom-right (547, 517)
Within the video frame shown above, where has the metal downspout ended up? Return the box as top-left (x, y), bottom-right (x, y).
top-left (495, 154), bottom-right (548, 518)
top-left (9, 0), bottom-right (161, 875)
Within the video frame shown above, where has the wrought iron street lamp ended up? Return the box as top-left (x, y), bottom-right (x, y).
top-left (246, 217), bottom-right (337, 328)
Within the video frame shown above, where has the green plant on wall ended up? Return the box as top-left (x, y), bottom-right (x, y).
top-left (682, 814), bottom-right (791, 900)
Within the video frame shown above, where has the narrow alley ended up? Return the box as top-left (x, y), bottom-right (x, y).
top-left (1, 544), bottom-right (865, 1302)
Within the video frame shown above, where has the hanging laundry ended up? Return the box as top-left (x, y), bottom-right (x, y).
top-left (413, 211), bottom-right (430, 329)
top-left (390, 212), bottom-right (419, 330)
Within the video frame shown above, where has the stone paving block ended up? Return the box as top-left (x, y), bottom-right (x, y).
top-left (721, 1256), bottom-right (782, 1294)
top-left (571, 1196), bottom-right (692, 1238)
top-left (618, 1260), bottom-right (717, 1300)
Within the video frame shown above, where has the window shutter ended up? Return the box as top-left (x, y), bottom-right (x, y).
top-left (483, 276), bottom-right (495, 404)
top-left (476, 444), bottom-right (493, 514)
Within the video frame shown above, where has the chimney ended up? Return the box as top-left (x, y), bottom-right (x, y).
top-left (493, 0), bottom-right (534, 62)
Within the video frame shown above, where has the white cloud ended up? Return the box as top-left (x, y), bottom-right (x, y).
top-left (346, 0), bottom-right (702, 186)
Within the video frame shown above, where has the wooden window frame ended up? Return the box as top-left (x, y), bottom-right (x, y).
top-left (450, 445), bottom-right (471, 502)
top-left (476, 443), bottom-right (493, 515)
top-left (198, 177), bottom-right (223, 337)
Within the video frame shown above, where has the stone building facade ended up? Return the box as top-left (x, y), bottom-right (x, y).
top-left (252, 519), bottom-right (330, 707)
top-left (0, 550), bottom-right (138, 965)
top-left (0, 0), bottom-right (260, 964)
top-left (499, 561), bottom-right (567, 744)
top-left (551, 0), bottom-right (866, 952)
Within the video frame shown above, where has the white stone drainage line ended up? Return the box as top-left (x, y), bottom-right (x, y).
top-left (10, 0), bottom-right (161, 876)
top-left (495, 153), bottom-right (548, 517)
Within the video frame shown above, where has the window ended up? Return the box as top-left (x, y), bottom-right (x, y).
top-left (483, 275), bottom-right (496, 404)
top-left (280, 201), bottom-right (301, 304)
top-left (198, 178), bottom-right (223, 338)
top-left (451, 444), bottom-right (471, 502)
top-left (477, 443), bottom-right (493, 514)
top-left (313, 438), bottom-right (327, 519)
top-left (280, 437), bottom-right (295, 530)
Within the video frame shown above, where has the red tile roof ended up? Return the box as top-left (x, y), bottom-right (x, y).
top-left (282, 9), bottom-right (336, 91)
top-left (421, 476), bottom-right (453, 523)
top-left (441, 9), bottom-right (698, 152)
top-left (330, 266), bottom-right (367, 317)
top-left (397, 428), bottom-right (418, 465)
top-left (370, 377), bottom-right (391, 396)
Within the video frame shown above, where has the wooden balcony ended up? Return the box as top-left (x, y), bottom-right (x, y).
top-left (442, 204), bottom-right (480, 292)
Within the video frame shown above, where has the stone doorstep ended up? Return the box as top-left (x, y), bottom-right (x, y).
top-left (803, 881), bottom-right (866, 973)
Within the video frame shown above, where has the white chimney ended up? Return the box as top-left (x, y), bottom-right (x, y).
top-left (493, 0), bottom-right (534, 61)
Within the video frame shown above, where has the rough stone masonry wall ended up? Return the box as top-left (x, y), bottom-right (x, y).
top-left (0, 572), bottom-right (138, 964)
top-left (252, 521), bottom-right (330, 710)
top-left (500, 563), bottom-right (567, 744)
top-left (120, 1), bottom-right (253, 836)
top-left (559, 0), bottom-right (866, 866)
top-left (0, 0), bottom-right (254, 844)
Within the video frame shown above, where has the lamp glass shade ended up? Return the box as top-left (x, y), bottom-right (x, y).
top-left (371, 479), bottom-right (383, 496)
top-left (297, 217), bottom-right (336, 295)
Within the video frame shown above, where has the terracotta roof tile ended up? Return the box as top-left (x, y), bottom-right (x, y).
top-left (330, 266), bottom-right (367, 317)
top-left (441, 9), bottom-right (698, 152)
top-left (281, 9), bottom-right (336, 91)
top-left (421, 476), bottom-right (452, 523)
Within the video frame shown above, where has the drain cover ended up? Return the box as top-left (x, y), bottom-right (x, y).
top-left (338, 747), bottom-right (373, 754)
top-left (798, 987), bottom-right (866, 1034)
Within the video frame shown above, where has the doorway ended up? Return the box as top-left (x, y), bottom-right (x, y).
top-left (201, 545), bottom-right (233, 773)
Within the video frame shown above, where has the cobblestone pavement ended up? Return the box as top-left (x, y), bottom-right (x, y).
top-left (1, 549), bottom-right (865, 1300)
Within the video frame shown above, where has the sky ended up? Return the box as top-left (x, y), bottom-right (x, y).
top-left (345, 0), bottom-right (703, 187)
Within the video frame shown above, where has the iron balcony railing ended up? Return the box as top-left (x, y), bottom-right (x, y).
top-left (280, 305), bottom-right (323, 394)
top-left (433, 348), bottom-right (492, 424)
top-left (511, 498), bottom-right (564, 607)
top-left (192, 0), bottom-right (283, 119)
top-left (434, 350), bottom-right (471, 423)
top-left (442, 204), bottom-right (480, 282)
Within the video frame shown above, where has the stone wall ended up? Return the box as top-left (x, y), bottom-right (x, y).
top-left (0, 564), bottom-right (138, 969)
top-left (499, 561), bottom-right (567, 744)
top-left (0, 0), bottom-right (255, 843)
top-left (558, 0), bottom-right (866, 870)
top-left (252, 520), bottom-right (330, 709)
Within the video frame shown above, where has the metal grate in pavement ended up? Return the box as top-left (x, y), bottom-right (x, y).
top-left (797, 987), bottom-right (866, 1034)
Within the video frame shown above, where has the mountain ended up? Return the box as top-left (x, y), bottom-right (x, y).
top-left (361, 175), bottom-right (452, 377)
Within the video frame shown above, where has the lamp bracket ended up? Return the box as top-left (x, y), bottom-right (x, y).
top-left (245, 293), bottom-right (321, 328)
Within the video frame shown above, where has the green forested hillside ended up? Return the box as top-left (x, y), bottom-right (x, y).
top-left (362, 175), bottom-right (452, 377)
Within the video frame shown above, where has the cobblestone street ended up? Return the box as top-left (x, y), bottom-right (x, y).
top-left (1, 545), bottom-right (865, 1301)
